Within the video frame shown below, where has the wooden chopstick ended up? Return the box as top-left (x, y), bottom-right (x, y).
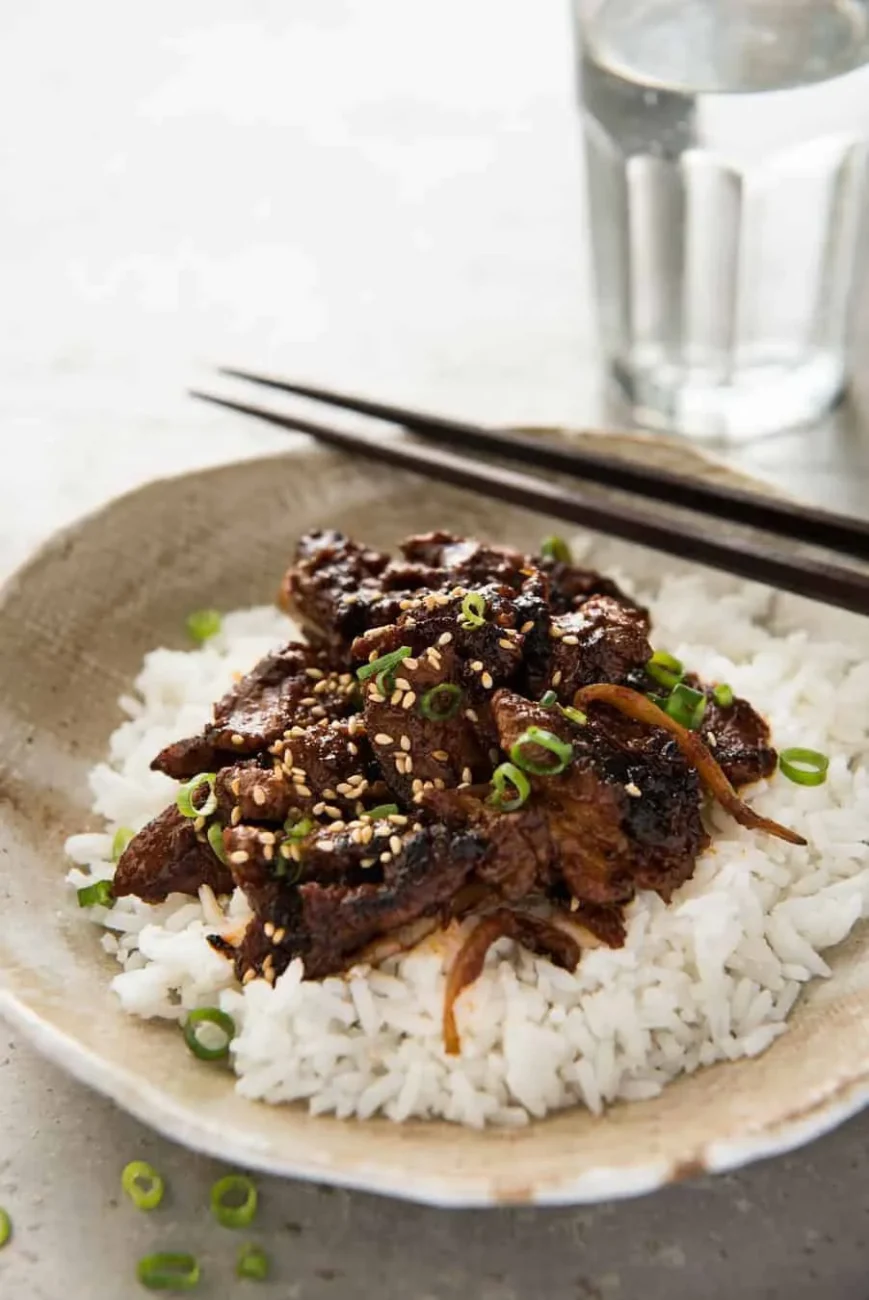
top-left (190, 387), bottom-right (869, 616)
top-left (217, 366), bottom-right (869, 562)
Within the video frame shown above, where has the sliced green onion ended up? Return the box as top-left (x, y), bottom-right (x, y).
top-left (77, 879), bottom-right (113, 908)
top-left (357, 646), bottom-right (411, 684)
top-left (459, 592), bottom-right (487, 629)
top-left (284, 814), bottom-right (313, 841)
top-left (186, 608), bottom-right (222, 645)
top-left (237, 1243), bottom-right (270, 1281)
top-left (488, 762), bottom-right (531, 812)
top-left (419, 683), bottom-right (463, 721)
top-left (559, 704), bottom-right (587, 727)
top-left (136, 1252), bottom-right (200, 1291)
top-left (182, 1008), bottom-right (236, 1062)
top-left (510, 726), bottom-right (573, 776)
top-left (712, 683), bottom-right (734, 708)
top-left (211, 1174), bottom-right (258, 1229)
top-left (665, 682), bottom-right (707, 730)
top-left (779, 747), bottom-right (829, 787)
top-left (122, 1160), bottom-right (165, 1211)
top-left (176, 773), bottom-right (218, 819)
top-left (366, 804), bottom-right (399, 820)
top-left (540, 535), bottom-right (572, 564)
top-left (111, 826), bottom-right (135, 862)
top-left (0, 1209), bottom-right (11, 1249)
top-left (207, 822), bottom-right (228, 865)
top-left (646, 650), bottom-right (684, 690)
top-left (539, 689), bottom-right (558, 708)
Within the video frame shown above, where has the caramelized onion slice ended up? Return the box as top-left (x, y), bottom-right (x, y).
top-left (443, 910), bottom-right (581, 1055)
top-left (574, 684), bottom-right (806, 847)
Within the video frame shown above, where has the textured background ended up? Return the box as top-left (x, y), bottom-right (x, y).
top-left (2, 2), bottom-right (869, 1297)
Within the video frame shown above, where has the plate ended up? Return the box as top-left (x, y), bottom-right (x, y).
top-left (2, 434), bottom-right (869, 1207)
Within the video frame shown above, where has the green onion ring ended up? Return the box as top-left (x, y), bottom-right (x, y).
top-left (539, 689), bottom-right (558, 708)
top-left (122, 1161), bottom-right (165, 1211)
top-left (236, 1243), bottom-right (270, 1281)
top-left (356, 646), bottom-right (412, 684)
top-left (0, 1209), bottom-right (11, 1249)
top-left (712, 683), bottom-right (734, 708)
top-left (646, 650), bottom-right (684, 690)
top-left (488, 762), bottom-right (531, 812)
top-left (779, 747), bottom-right (829, 787)
top-left (419, 683), bottom-right (463, 720)
top-left (284, 814), bottom-right (314, 840)
top-left (182, 1008), bottom-right (236, 1062)
top-left (366, 804), bottom-right (400, 820)
top-left (207, 822), bottom-right (228, 865)
top-left (510, 726), bottom-right (573, 776)
top-left (111, 826), bottom-right (135, 862)
top-left (664, 682), bottom-right (707, 731)
top-left (540, 535), bottom-right (572, 564)
top-left (210, 1174), bottom-right (258, 1229)
top-left (77, 879), bottom-right (114, 908)
top-left (136, 1252), bottom-right (201, 1291)
top-left (186, 608), bottom-right (222, 645)
top-left (459, 592), bottom-right (487, 629)
top-left (176, 773), bottom-right (218, 819)
top-left (559, 704), bottom-right (587, 727)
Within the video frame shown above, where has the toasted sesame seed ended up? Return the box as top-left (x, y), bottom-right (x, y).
top-left (242, 968), bottom-right (256, 984)
top-left (562, 635), bottom-right (579, 646)
top-left (552, 670), bottom-right (563, 686)
top-left (411, 778), bottom-right (424, 793)
top-left (361, 857), bottom-right (376, 868)
top-left (300, 696), bottom-right (316, 707)
top-left (252, 787), bottom-right (266, 807)
top-left (380, 851), bottom-right (393, 864)
top-left (390, 689), bottom-right (402, 706)
top-left (569, 897), bottom-right (580, 913)
top-left (231, 806), bottom-right (242, 826)
top-left (432, 749), bottom-right (449, 761)
top-left (291, 725), bottom-right (306, 737)
top-left (264, 921), bottom-right (275, 937)
top-left (361, 825), bottom-right (374, 844)
top-left (317, 840), bottom-right (336, 853)
top-left (263, 844), bottom-right (274, 861)
top-left (498, 638), bottom-right (513, 650)
top-left (324, 804), bottom-right (342, 819)
top-left (403, 692), bottom-right (417, 709)
top-left (305, 667), bottom-right (324, 680)
top-left (521, 620), bottom-right (535, 634)
top-left (707, 732), bottom-right (718, 747)
top-left (260, 830), bottom-right (276, 845)
top-left (282, 750), bottom-right (293, 769)
top-left (194, 815), bottom-right (206, 832)
top-left (350, 828), bottom-right (363, 844)
top-left (625, 782), bottom-right (642, 798)
top-left (375, 733), bottom-right (394, 745)
top-left (279, 842), bottom-right (293, 859)
top-left (433, 777), bottom-right (445, 790)
top-left (230, 777), bottom-right (241, 797)
top-left (289, 842), bottom-right (302, 862)
top-left (343, 592), bottom-right (359, 604)
top-left (295, 784), bottom-right (312, 798)
top-left (312, 801), bottom-right (326, 816)
top-left (465, 708), bottom-right (479, 722)
top-left (336, 782), bottom-right (353, 796)
top-left (399, 599), bottom-right (413, 611)
top-left (348, 742), bottom-right (359, 755)
top-left (388, 814), bottom-right (408, 826)
top-left (470, 660), bottom-right (484, 672)
top-left (229, 850), bottom-right (249, 865)
top-left (322, 788), bottom-right (337, 799)
top-left (405, 756), bottom-right (414, 772)
top-left (481, 672), bottom-right (494, 690)
top-left (462, 766), bottom-right (473, 784)
top-left (231, 733), bottom-right (245, 746)
top-left (549, 625), bottom-right (564, 640)
top-left (291, 767), bottom-right (307, 779)
top-left (400, 735), bottom-right (412, 752)
top-left (313, 679), bottom-right (330, 695)
top-left (273, 927), bottom-right (286, 944)
top-left (311, 706), bottom-right (327, 719)
top-left (413, 791), bottom-right (424, 803)
top-left (404, 657), bottom-right (419, 671)
top-left (395, 677), bottom-right (411, 691)
top-left (438, 632), bottom-right (453, 646)
top-left (368, 649), bottom-right (379, 663)
top-left (389, 834), bottom-right (403, 855)
top-left (331, 819), bottom-right (346, 832)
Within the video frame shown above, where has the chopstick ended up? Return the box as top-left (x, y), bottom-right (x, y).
top-left (216, 366), bottom-right (869, 562)
top-left (190, 385), bottom-right (869, 617)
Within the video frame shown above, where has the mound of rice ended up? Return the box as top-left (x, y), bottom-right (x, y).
top-left (65, 571), bottom-right (869, 1127)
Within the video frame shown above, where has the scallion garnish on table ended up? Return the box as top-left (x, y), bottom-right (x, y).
top-left (136, 1252), bottom-right (201, 1292)
top-left (236, 1243), bottom-right (269, 1281)
top-left (0, 1208), bottom-right (11, 1249)
top-left (121, 1160), bottom-right (165, 1211)
top-left (210, 1174), bottom-right (258, 1229)
top-left (186, 608), bottom-right (222, 645)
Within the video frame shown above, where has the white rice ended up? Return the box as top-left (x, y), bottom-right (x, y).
top-left (65, 579), bottom-right (869, 1127)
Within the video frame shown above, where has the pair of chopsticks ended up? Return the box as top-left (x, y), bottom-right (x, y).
top-left (190, 368), bottom-right (869, 616)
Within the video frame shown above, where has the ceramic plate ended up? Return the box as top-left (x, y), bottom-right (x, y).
top-left (2, 435), bottom-right (869, 1207)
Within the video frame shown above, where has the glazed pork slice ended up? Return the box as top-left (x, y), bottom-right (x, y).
top-left (113, 805), bottom-right (233, 903)
top-left (151, 642), bottom-right (355, 780)
top-left (219, 817), bottom-right (485, 983)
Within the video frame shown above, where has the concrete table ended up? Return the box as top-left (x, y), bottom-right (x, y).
top-left (2, 3), bottom-right (868, 1297)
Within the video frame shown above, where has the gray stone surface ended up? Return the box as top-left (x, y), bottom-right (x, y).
top-left (3, 2), bottom-right (869, 1297)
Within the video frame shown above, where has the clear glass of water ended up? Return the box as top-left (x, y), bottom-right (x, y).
top-left (572, 0), bottom-right (869, 439)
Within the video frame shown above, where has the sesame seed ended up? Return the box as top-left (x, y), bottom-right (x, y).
top-left (273, 928), bottom-right (286, 944)
top-left (263, 844), bottom-right (274, 861)
top-left (395, 677), bottom-right (411, 691)
top-left (404, 657), bottom-right (419, 671)
top-left (552, 670), bottom-right (563, 686)
top-left (305, 667), bottom-right (324, 680)
top-left (389, 835), bottom-right (403, 855)
top-left (289, 843), bottom-right (302, 862)
top-left (231, 733), bottom-right (245, 746)
top-left (242, 968), bottom-right (256, 984)
top-left (375, 733), bottom-right (394, 745)
top-left (231, 806), bottom-right (242, 826)
top-left (404, 618), bottom-right (417, 628)
top-left (388, 814), bottom-right (408, 826)
top-left (549, 625), bottom-right (564, 640)
top-left (279, 842), bottom-right (293, 859)
top-left (625, 782), bottom-right (642, 798)
top-left (411, 778), bottom-right (423, 793)
top-left (260, 831), bottom-right (276, 845)
top-left (343, 593), bottom-right (359, 605)
top-left (438, 632), bottom-right (453, 646)
top-left (498, 638), bottom-right (513, 650)
top-left (361, 857), bottom-right (376, 868)
top-left (400, 735), bottom-right (412, 752)
top-left (282, 750), bottom-right (293, 769)
top-left (481, 671), bottom-right (494, 690)
top-left (317, 840), bottom-right (336, 854)
top-left (433, 777), bottom-right (445, 790)
top-left (322, 788), bottom-right (337, 799)
top-left (521, 620), bottom-right (534, 634)
top-left (264, 921), bottom-right (275, 937)
top-left (413, 791), bottom-right (424, 803)
top-left (707, 732), bottom-right (718, 747)
top-left (295, 785), bottom-right (312, 798)
top-left (368, 649), bottom-right (379, 663)
top-left (562, 635), bottom-right (579, 646)
top-left (470, 660), bottom-right (483, 672)
top-left (348, 742), bottom-right (359, 755)
top-left (390, 689), bottom-right (402, 706)
top-left (405, 756), bottom-right (414, 772)
top-left (569, 897), bottom-right (580, 913)
top-left (313, 679), bottom-right (330, 694)
top-left (290, 725), bottom-right (306, 737)
top-left (331, 819), bottom-right (346, 832)
top-left (350, 828), bottom-right (363, 844)
top-left (361, 826), bottom-right (374, 844)
top-left (324, 804), bottom-right (342, 819)
top-left (433, 749), bottom-right (449, 761)
top-left (465, 708), bottom-right (479, 722)
top-left (230, 778), bottom-right (241, 796)
top-left (462, 766), bottom-right (473, 784)
top-left (403, 692), bottom-right (417, 709)
top-left (399, 599), bottom-right (413, 611)
top-left (311, 706), bottom-right (326, 719)
top-left (252, 787), bottom-right (266, 807)
top-left (300, 696), bottom-right (317, 707)
top-left (194, 815), bottom-right (205, 832)
top-left (312, 801), bottom-right (326, 816)
top-left (380, 851), bottom-right (393, 864)
top-left (229, 850), bottom-right (249, 865)
top-left (336, 782), bottom-right (353, 796)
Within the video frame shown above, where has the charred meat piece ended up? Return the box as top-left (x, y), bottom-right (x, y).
top-left (225, 820), bottom-right (485, 983)
top-left (400, 531), bottom-right (530, 590)
top-left (540, 555), bottom-right (642, 616)
top-left (425, 784), bottom-right (550, 901)
top-left (539, 596), bottom-right (653, 701)
top-left (113, 805), bottom-right (233, 903)
top-left (152, 642), bottom-right (353, 779)
top-left (694, 683), bottom-right (777, 788)
top-left (215, 761), bottom-right (293, 825)
top-left (280, 530), bottom-right (392, 647)
top-left (279, 717), bottom-right (383, 818)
